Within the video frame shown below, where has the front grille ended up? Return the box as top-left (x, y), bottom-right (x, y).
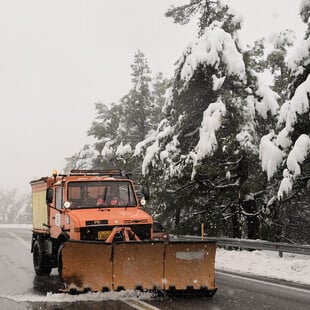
top-left (80, 224), bottom-right (151, 241)
top-left (80, 226), bottom-right (112, 241)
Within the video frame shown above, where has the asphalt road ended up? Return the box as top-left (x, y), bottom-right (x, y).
top-left (0, 226), bottom-right (309, 310)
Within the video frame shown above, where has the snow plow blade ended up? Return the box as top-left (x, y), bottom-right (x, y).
top-left (61, 240), bottom-right (217, 295)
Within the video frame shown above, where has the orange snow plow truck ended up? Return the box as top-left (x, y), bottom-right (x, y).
top-left (30, 169), bottom-right (217, 295)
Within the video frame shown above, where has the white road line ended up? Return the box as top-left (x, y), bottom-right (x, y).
top-left (8, 232), bottom-right (31, 250)
top-left (123, 298), bottom-right (161, 310)
top-left (217, 271), bottom-right (310, 294)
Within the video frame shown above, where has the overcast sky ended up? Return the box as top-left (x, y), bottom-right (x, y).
top-left (0, 0), bottom-right (306, 192)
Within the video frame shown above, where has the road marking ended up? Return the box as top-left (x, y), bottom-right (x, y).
top-left (217, 270), bottom-right (310, 294)
top-left (123, 298), bottom-right (160, 310)
top-left (8, 232), bottom-right (31, 250)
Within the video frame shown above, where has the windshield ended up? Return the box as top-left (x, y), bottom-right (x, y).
top-left (67, 181), bottom-right (137, 209)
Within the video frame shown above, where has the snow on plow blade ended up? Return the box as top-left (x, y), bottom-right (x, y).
top-left (61, 240), bottom-right (217, 295)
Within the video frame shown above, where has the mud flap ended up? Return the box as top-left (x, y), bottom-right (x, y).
top-left (61, 240), bottom-right (217, 294)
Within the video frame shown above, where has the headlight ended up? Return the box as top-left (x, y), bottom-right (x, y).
top-left (64, 201), bottom-right (71, 209)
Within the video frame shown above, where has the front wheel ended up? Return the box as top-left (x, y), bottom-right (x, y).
top-left (33, 240), bottom-right (52, 276)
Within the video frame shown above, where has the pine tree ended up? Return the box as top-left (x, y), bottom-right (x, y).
top-left (165, 0), bottom-right (241, 37)
top-left (64, 144), bottom-right (97, 172)
top-left (67, 51), bottom-right (169, 180)
top-left (266, 30), bottom-right (295, 101)
top-left (150, 72), bottom-right (170, 128)
top-left (259, 1), bottom-right (310, 243)
top-left (140, 0), bottom-right (280, 238)
top-left (119, 50), bottom-right (153, 146)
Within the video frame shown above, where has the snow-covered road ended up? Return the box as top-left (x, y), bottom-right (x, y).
top-left (0, 225), bottom-right (310, 309)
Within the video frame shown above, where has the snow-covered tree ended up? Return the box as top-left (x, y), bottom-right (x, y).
top-left (149, 72), bottom-right (170, 128)
top-left (64, 144), bottom-right (98, 173)
top-left (66, 51), bottom-right (169, 177)
top-left (138, 0), bottom-right (280, 237)
top-left (0, 190), bottom-right (31, 224)
top-left (258, 0), bottom-right (310, 242)
top-left (63, 0), bottom-right (310, 243)
top-left (265, 30), bottom-right (296, 100)
top-left (166, 0), bottom-right (242, 37)
top-left (118, 50), bottom-right (153, 147)
top-left (260, 1), bottom-right (310, 199)
top-left (246, 30), bottom-right (296, 101)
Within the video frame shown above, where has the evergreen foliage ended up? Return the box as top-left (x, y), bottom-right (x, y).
top-left (63, 0), bottom-right (310, 243)
top-left (264, 1), bottom-right (310, 243)
top-left (139, 1), bottom-right (279, 238)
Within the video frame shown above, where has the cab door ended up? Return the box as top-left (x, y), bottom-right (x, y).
top-left (50, 185), bottom-right (64, 238)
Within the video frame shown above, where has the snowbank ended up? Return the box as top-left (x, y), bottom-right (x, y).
top-left (216, 248), bottom-right (310, 285)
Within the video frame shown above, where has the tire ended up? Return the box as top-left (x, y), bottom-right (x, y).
top-left (33, 240), bottom-right (52, 276)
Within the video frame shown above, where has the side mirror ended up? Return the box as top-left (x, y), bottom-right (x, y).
top-left (46, 188), bottom-right (53, 204)
top-left (141, 185), bottom-right (150, 201)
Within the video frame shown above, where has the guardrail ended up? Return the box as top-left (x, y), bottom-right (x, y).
top-left (175, 235), bottom-right (310, 256)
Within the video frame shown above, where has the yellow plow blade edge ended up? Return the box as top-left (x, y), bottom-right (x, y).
top-left (61, 240), bottom-right (217, 295)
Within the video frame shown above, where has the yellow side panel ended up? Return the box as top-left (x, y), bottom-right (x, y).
top-left (32, 191), bottom-right (49, 231)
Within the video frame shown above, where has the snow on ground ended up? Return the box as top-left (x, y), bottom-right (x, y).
top-left (216, 247), bottom-right (310, 285)
top-left (9, 290), bottom-right (153, 303)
